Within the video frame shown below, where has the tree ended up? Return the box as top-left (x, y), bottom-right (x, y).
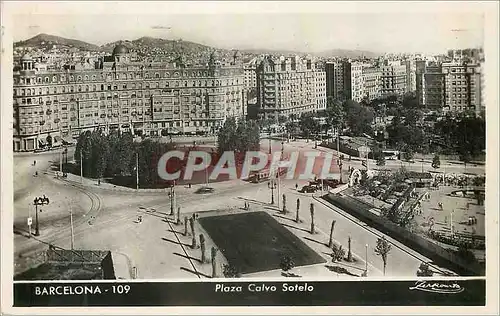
top-left (200, 234), bottom-right (207, 263)
top-left (310, 203), bottom-right (315, 234)
top-left (217, 117), bottom-right (260, 156)
top-left (295, 198), bottom-right (300, 223)
top-left (328, 220), bottom-right (336, 248)
top-left (278, 115), bottom-right (288, 125)
top-left (416, 263), bottom-right (434, 277)
top-left (343, 100), bottom-right (374, 136)
top-left (190, 215), bottom-right (197, 248)
top-left (281, 194), bottom-right (287, 214)
top-left (325, 97), bottom-right (346, 141)
top-left (456, 243), bottom-right (478, 264)
top-left (347, 236), bottom-right (353, 262)
top-left (176, 206), bottom-right (181, 225)
top-left (403, 148), bottom-right (414, 161)
top-left (300, 114), bottom-right (320, 140)
top-left (279, 255), bottom-right (295, 275)
top-left (211, 247), bottom-right (218, 278)
top-left (376, 155), bottom-right (386, 166)
top-left (432, 154), bottom-right (441, 169)
top-left (331, 244), bottom-right (345, 262)
top-left (374, 236), bottom-right (392, 276)
top-left (223, 264), bottom-right (241, 278)
top-left (474, 190), bottom-right (484, 206)
top-left (46, 134), bottom-right (53, 147)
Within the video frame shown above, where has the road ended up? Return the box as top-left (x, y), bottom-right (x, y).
top-left (262, 138), bottom-right (485, 176)
top-left (13, 140), bottom-right (470, 278)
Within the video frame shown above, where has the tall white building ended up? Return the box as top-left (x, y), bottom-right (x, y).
top-left (256, 55), bottom-right (325, 119)
top-left (314, 65), bottom-right (327, 111)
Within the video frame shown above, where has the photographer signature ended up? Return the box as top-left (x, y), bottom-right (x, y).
top-left (409, 281), bottom-right (464, 294)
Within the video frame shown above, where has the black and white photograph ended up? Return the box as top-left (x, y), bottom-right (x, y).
top-left (1, 1), bottom-right (498, 314)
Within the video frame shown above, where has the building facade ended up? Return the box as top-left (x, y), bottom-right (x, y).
top-left (405, 59), bottom-right (417, 93)
top-left (325, 61), bottom-right (347, 102)
top-left (256, 55), bottom-right (322, 119)
top-left (416, 60), bottom-right (483, 114)
top-left (361, 67), bottom-right (382, 101)
top-left (314, 63), bottom-right (327, 111)
top-left (13, 45), bottom-right (246, 151)
top-left (380, 60), bottom-right (408, 97)
top-left (442, 62), bottom-right (482, 114)
top-left (243, 57), bottom-right (259, 90)
top-left (345, 61), bottom-right (364, 102)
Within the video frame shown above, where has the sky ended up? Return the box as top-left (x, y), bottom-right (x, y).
top-left (6, 2), bottom-right (486, 54)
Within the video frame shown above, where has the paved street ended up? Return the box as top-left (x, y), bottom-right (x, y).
top-left (13, 137), bottom-right (475, 279)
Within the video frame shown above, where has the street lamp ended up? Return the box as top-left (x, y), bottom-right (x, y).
top-left (337, 158), bottom-right (343, 183)
top-left (268, 131), bottom-right (272, 155)
top-left (33, 195), bottom-right (50, 236)
top-left (268, 180), bottom-right (277, 204)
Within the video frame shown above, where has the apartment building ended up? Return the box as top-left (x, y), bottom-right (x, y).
top-left (416, 60), bottom-right (483, 114)
top-left (13, 45), bottom-right (246, 151)
top-left (442, 62), bottom-right (482, 114)
top-left (325, 61), bottom-right (347, 102)
top-left (256, 55), bottom-right (323, 119)
top-left (361, 67), bottom-right (382, 101)
top-left (314, 62), bottom-right (327, 111)
top-left (243, 57), bottom-right (259, 90)
top-left (380, 60), bottom-right (408, 97)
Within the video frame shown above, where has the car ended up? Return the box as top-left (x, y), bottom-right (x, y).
top-left (195, 186), bottom-right (214, 194)
top-left (299, 185), bottom-right (316, 193)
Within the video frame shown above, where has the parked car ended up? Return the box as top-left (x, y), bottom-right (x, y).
top-left (299, 185), bottom-right (316, 193)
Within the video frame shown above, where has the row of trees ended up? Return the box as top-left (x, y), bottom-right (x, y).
top-left (75, 129), bottom-right (177, 187)
top-left (217, 117), bottom-right (260, 159)
top-left (433, 114), bottom-right (486, 161)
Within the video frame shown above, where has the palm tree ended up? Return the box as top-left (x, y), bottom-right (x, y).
top-left (223, 264), bottom-right (241, 278)
top-left (416, 262), bottom-right (433, 277)
top-left (279, 255), bottom-right (295, 277)
top-left (374, 236), bottom-right (392, 276)
top-left (200, 233), bottom-right (206, 263)
top-left (282, 194), bottom-right (287, 214)
top-left (189, 217), bottom-right (197, 248)
top-left (211, 247), bottom-right (218, 278)
top-left (328, 220), bottom-right (336, 248)
top-left (295, 198), bottom-right (300, 223)
top-left (310, 203), bottom-right (315, 234)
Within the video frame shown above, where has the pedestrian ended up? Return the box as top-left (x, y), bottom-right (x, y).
top-left (295, 183), bottom-right (298, 190)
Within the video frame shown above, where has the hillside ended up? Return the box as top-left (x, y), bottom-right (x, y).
top-left (15, 33), bottom-right (379, 60)
top-left (101, 37), bottom-right (235, 56)
top-left (14, 33), bottom-right (101, 51)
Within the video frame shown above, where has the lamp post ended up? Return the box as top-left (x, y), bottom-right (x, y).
top-left (169, 180), bottom-right (176, 216)
top-left (268, 180), bottom-right (277, 204)
top-left (268, 131), bottom-right (272, 155)
top-left (135, 152), bottom-right (139, 190)
top-left (33, 195), bottom-right (50, 236)
top-left (337, 158), bottom-right (343, 183)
